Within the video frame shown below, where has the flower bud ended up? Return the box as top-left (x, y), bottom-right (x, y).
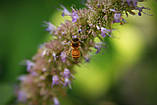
top-left (60, 51), bottom-right (67, 63)
top-left (52, 75), bottom-right (60, 87)
top-left (53, 97), bottom-right (60, 105)
top-left (64, 77), bottom-right (72, 89)
top-left (26, 60), bottom-right (34, 72)
top-left (45, 22), bottom-right (56, 34)
top-left (61, 5), bottom-right (71, 17)
top-left (63, 68), bottom-right (71, 78)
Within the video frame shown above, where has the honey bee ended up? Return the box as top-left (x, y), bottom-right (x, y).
top-left (71, 37), bottom-right (80, 60)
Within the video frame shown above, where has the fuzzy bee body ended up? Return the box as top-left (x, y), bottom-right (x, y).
top-left (71, 38), bottom-right (80, 60)
top-left (72, 48), bottom-right (80, 59)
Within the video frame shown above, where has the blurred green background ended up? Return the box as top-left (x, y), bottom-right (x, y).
top-left (0, 0), bottom-right (157, 105)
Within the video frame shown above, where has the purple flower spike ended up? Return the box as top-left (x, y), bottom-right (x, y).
top-left (72, 10), bottom-right (79, 23)
top-left (60, 51), bottom-right (67, 63)
top-left (61, 5), bottom-right (71, 17)
top-left (63, 68), bottom-right (71, 78)
top-left (26, 60), bottom-right (34, 72)
top-left (64, 77), bottom-right (72, 89)
top-left (114, 13), bottom-right (121, 23)
top-left (100, 27), bottom-right (111, 37)
top-left (53, 97), bottom-right (60, 105)
top-left (18, 90), bottom-right (27, 102)
top-left (45, 22), bottom-right (56, 34)
top-left (52, 75), bottom-right (60, 87)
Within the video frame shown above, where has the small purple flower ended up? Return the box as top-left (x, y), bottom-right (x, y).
top-left (61, 5), bottom-right (71, 17)
top-left (100, 27), bottom-right (111, 37)
top-left (63, 68), bottom-right (71, 78)
top-left (40, 76), bottom-right (45, 80)
top-left (61, 41), bottom-right (70, 45)
top-left (138, 12), bottom-right (141, 16)
top-left (53, 97), bottom-right (60, 105)
top-left (85, 56), bottom-right (90, 62)
top-left (110, 9), bottom-right (116, 12)
top-left (45, 22), bottom-right (56, 34)
top-left (96, 25), bottom-right (101, 30)
top-left (64, 77), bottom-right (72, 89)
top-left (78, 29), bottom-right (82, 33)
top-left (42, 68), bottom-right (47, 72)
top-left (18, 75), bottom-right (27, 82)
top-left (72, 35), bottom-right (77, 39)
top-left (94, 42), bottom-right (103, 54)
top-left (114, 13), bottom-right (121, 23)
top-left (48, 59), bottom-right (52, 63)
top-left (31, 71), bottom-right (38, 76)
top-left (39, 43), bottom-right (45, 49)
top-left (122, 18), bottom-right (127, 23)
top-left (97, 4), bottom-right (101, 8)
top-left (132, 0), bottom-right (137, 7)
top-left (52, 75), bottom-right (60, 87)
top-left (52, 52), bottom-right (57, 61)
top-left (126, 0), bottom-right (137, 7)
top-left (60, 51), bottom-right (66, 63)
top-left (136, 7), bottom-right (144, 16)
top-left (42, 49), bottom-right (47, 57)
top-left (26, 60), bottom-right (34, 72)
top-left (126, 0), bottom-right (131, 5)
top-left (72, 10), bottom-right (79, 23)
top-left (18, 90), bottom-right (27, 102)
